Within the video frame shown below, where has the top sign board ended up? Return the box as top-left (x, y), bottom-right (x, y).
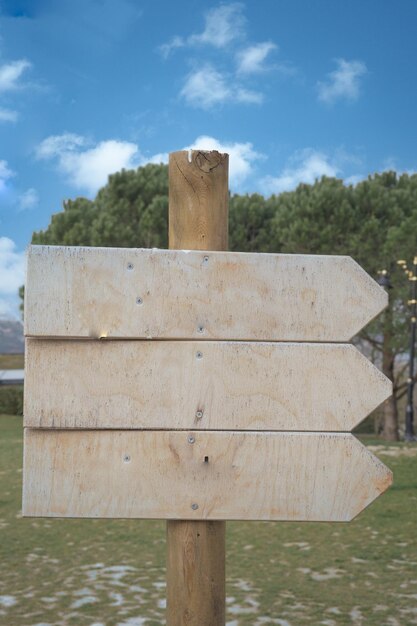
top-left (25, 246), bottom-right (387, 342)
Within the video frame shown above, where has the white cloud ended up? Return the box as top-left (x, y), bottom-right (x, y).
top-left (317, 59), bottom-right (367, 104)
top-left (236, 42), bottom-right (277, 74)
top-left (180, 65), bottom-right (262, 108)
top-left (64, 141), bottom-right (139, 193)
top-left (18, 188), bottom-right (39, 211)
top-left (36, 133), bottom-right (87, 159)
top-left (235, 87), bottom-right (263, 104)
top-left (144, 151), bottom-right (168, 165)
top-left (37, 134), bottom-right (140, 195)
top-left (185, 135), bottom-right (262, 186)
top-left (37, 131), bottom-right (261, 194)
top-left (0, 237), bottom-right (25, 319)
top-left (180, 66), bottom-right (231, 107)
top-left (0, 59), bottom-right (31, 93)
top-left (0, 58), bottom-right (34, 124)
top-left (159, 4), bottom-right (285, 108)
top-left (0, 107), bottom-right (18, 122)
top-left (0, 160), bottom-right (15, 192)
top-left (159, 36), bottom-right (185, 59)
top-left (263, 149), bottom-right (340, 193)
top-left (189, 3), bottom-right (245, 48)
top-left (160, 3), bottom-right (245, 57)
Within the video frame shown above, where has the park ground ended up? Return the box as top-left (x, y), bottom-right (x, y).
top-left (0, 415), bottom-right (416, 626)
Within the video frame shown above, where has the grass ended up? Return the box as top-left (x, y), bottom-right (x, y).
top-left (0, 353), bottom-right (24, 369)
top-left (1, 415), bottom-right (416, 626)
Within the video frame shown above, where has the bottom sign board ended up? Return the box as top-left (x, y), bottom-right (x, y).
top-left (23, 430), bottom-right (392, 522)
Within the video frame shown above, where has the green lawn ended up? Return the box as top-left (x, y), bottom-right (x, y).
top-left (1, 415), bottom-right (416, 626)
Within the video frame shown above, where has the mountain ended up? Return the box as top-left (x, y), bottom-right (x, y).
top-left (0, 319), bottom-right (24, 354)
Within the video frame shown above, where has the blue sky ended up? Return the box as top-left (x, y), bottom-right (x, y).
top-left (1, 0), bottom-right (417, 318)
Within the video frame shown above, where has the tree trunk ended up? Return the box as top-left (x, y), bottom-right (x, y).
top-left (381, 306), bottom-right (399, 441)
top-left (382, 395), bottom-right (399, 441)
top-left (373, 409), bottom-right (383, 435)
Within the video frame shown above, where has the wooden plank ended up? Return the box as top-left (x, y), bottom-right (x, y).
top-left (24, 246), bottom-right (387, 341)
top-left (22, 430), bottom-right (392, 521)
top-left (24, 340), bottom-right (391, 431)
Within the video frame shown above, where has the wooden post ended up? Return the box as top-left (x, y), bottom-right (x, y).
top-left (167, 149), bottom-right (228, 626)
top-left (168, 150), bottom-right (228, 251)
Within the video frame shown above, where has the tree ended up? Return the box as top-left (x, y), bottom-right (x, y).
top-left (32, 164), bottom-right (169, 248)
top-left (32, 197), bottom-right (97, 246)
top-left (229, 193), bottom-right (278, 252)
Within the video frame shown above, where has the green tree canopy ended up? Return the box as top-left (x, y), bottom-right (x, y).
top-left (32, 164), bottom-right (169, 248)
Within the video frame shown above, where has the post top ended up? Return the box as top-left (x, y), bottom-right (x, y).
top-left (169, 149), bottom-right (229, 172)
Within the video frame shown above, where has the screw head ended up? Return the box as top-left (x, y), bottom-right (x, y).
top-left (197, 325), bottom-right (204, 334)
top-left (191, 503), bottom-right (199, 510)
top-left (136, 297), bottom-right (143, 305)
top-left (123, 454), bottom-right (131, 463)
top-left (127, 263), bottom-right (134, 270)
top-left (196, 351), bottom-right (203, 359)
top-left (195, 410), bottom-right (203, 419)
top-left (203, 255), bottom-right (209, 263)
top-left (188, 435), bottom-right (195, 444)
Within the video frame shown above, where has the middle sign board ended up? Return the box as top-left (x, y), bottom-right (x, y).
top-left (25, 339), bottom-right (391, 431)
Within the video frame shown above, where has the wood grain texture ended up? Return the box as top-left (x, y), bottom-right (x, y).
top-left (24, 246), bottom-right (387, 342)
top-left (169, 150), bottom-right (229, 251)
top-left (22, 430), bottom-right (392, 521)
top-left (167, 520), bottom-right (225, 626)
top-left (24, 340), bottom-right (391, 431)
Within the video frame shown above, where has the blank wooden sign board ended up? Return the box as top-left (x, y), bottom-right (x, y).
top-left (22, 245), bottom-right (392, 522)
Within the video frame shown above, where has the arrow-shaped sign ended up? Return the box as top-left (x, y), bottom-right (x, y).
top-left (25, 246), bottom-right (387, 341)
top-left (23, 429), bottom-right (392, 522)
top-left (25, 339), bottom-right (391, 431)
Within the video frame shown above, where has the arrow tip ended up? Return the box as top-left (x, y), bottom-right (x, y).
top-left (347, 438), bottom-right (393, 521)
top-left (345, 258), bottom-right (389, 338)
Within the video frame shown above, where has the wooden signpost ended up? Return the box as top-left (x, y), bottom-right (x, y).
top-left (22, 150), bottom-right (393, 625)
